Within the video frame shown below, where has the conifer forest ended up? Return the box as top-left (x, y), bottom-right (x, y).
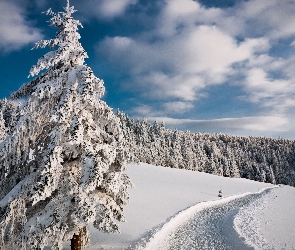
top-left (117, 111), bottom-right (295, 186)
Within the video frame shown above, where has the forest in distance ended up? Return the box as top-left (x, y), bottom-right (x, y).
top-left (117, 111), bottom-right (295, 187)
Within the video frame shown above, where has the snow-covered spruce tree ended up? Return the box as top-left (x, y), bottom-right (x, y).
top-left (0, 1), bottom-right (132, 249)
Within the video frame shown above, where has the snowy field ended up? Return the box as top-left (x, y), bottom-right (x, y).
top-left (64, 163), bottom-right (295, 249)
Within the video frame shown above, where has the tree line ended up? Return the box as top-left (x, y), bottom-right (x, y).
top-left (117, 111), bottom-right (295, 186)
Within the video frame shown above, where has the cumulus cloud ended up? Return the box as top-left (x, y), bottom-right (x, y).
top-left (163, 101), bottom-right (194, 114)
top-left (100, 0), bottom-right (137, 18)
top-left (97, 28), bottom-right (268, 101)
top-left (131, 72), bottom-right (206, 101)
top-left (131, 105), bottom-right (159, 117)
top-left (94, 0), bottom-right (295, 138)
top-left (0, 1), bottom-right (42, 53)
top-left (233, 0), bottom-right (295, 38)
top-left (96, 0), bottom-right (276, 105)
top-left (28, 0), bottom-right (137, 19)
top-left (76, 0), bottom-right (137, 20)
top-left (244, 68), bottom-right (295, 114)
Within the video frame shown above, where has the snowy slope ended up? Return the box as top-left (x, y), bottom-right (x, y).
top-left (65, 162), bottom-right (295, 250)
top-left (63, 163), bottom-right (295, 249)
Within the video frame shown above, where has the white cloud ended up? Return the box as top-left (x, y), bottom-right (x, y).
top-left (246, 54), bottom-right (285, 71)
top-left (95, 0), bottom-right (295, 138)
top-left (244, 68), bottom-right (295, 114)
top-left (246, 69), bottom-right (292, 96)
top-left (76, 0), bottom-right (137, 20)
top-left (131, 105), bottom-right (158, 117)
top-left (234, 0), bottom-right (295, 38)
top-left (0, 1), bottom-right (42, 53)
top-left (163, 101), bottom-right (194, 114)
top-left (133, 72), bottom-right (206, 101)
top-left (100, 0), bottom-right (137, 18)
top-left (97, 27), bottom-right (267, 101)
top-left (157, 0), bottom-right (201, 37)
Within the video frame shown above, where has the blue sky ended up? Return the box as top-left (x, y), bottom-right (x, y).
top-left (1, 0), bottom-right (295, 139)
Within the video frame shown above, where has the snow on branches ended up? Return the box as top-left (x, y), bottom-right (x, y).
top-left (29, 0), bottom-right (88, 78)
top-left (0, 111), bottom-right (6, 142)
top-left (117, 111), bottom-right (295, 186)
top-left (0, 2), bottom-right (132, 249)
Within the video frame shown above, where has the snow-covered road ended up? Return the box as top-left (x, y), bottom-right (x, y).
top-left (130, 188), bottom-right (273, 250)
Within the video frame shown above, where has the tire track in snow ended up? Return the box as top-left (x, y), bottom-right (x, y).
top-left (129, 188), bottom-right (273, 250)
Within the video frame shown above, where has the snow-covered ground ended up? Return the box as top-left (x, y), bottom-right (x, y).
top-left (234, 185), bottom-right (295, 250)
top-left (61, 163), bottom-right (292, 250)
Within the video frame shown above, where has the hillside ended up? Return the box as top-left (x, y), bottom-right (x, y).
top-left (75, 163), bottom-right (295, 250)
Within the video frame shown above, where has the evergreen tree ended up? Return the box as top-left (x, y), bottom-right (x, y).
top-left (0, 2), bottom-right (132, 249)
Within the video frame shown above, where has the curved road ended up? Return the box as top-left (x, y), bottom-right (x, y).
top-left (131, 188), bottom-right (272, 250)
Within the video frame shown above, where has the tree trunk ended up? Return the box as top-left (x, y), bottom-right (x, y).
top-left (71, 230), bottom-right (82, 250)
